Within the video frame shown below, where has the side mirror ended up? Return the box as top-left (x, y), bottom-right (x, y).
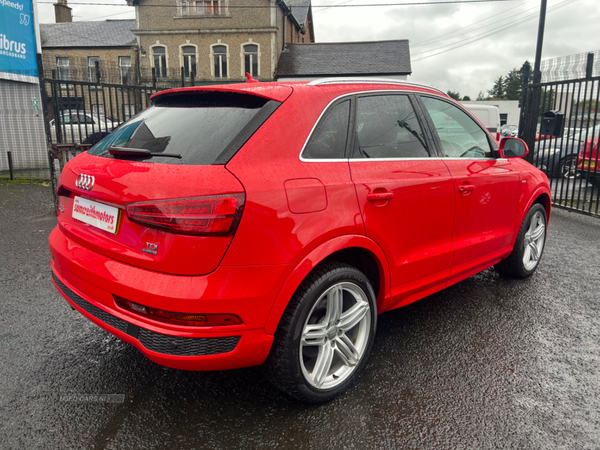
top-left (498, 137), bottom-right (528, 158)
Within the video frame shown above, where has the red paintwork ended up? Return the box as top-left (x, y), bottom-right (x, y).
top-left (577, 138), bottom-right (599, 174)
top-left (49, 81), bottom-right (552, 372)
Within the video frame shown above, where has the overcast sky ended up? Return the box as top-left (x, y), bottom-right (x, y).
top-left (35, 0), bottom-right (600, 98)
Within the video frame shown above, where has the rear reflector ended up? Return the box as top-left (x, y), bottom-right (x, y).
top-left (114, 296), bottom-right (243, 327)
top-left (126, 193), bottom-right (244, 236)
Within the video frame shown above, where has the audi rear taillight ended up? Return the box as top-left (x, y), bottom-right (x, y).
top-left (126, 194), bottom-right (245, 236)
top-left (114, 296), bottom-right (243, 326)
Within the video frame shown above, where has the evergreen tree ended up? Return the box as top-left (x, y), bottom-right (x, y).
top-left (447, 90), bottom-right (461, 100)
top-left (476, 91), bottom-right (488, 101)
top-left (488, 76), bottom-right (505, 99)
top-left (505, 69), bottom-right (522, 100)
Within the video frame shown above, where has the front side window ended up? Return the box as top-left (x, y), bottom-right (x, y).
top-left (152, 46), bottom-right (167, 78)
top-left (213, 45), bottom-right (228, 78)
top-left (303, 100), bottom-right (350, 159)
top-left (354, 95), bottom-right (428, 159)
top-left (56, 57), bottom-right (69, 81)
top-left (88, 56), bottom-right (100, 83)
top-left (182, 46), bottom-right (197, 78)
top-left (243, 44), bottom-right (259, 77)
top-left (119, 56), bottom-right (132, 84)
top-left (421, 96), bottom-right (493, 158)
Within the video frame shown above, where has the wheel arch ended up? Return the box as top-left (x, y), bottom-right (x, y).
top-left (264, 235), bottom-right (390, 336)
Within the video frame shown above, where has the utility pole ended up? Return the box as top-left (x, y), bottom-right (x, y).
top-left (532, 0), bottom-right (548, 84)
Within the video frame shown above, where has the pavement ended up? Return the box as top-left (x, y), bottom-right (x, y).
top-left (1, 181), bottom-right (599, 450)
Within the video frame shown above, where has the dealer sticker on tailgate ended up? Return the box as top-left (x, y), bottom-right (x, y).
top-left (72, 196), bottom-right (119, 234)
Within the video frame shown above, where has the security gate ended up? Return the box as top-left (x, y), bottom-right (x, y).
top-left (519, 57), bottom-right (600, 217)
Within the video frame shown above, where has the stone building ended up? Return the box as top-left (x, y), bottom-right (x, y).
top-left (128, 0), bottom-right (314, 83)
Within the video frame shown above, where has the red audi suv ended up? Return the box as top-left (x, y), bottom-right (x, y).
top-left (49, 79), bottom-right (551, 403)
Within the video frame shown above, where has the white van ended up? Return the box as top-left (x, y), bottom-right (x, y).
top-left (460, 103), bottom-right (501, 141)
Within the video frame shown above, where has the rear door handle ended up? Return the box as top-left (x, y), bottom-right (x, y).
top-left (367, 192), bottom-right (394, 201)
top-left (458, 184), bottom-right (475, 193)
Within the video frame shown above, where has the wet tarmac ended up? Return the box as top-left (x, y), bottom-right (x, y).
top-left (1, 181), bottom-right (599, 449)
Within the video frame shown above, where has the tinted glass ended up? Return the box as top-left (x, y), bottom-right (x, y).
top-left (354, 95), bottom-right (428, 158)
top-left (88, 92), bottom-right (279, 165)
top-left (303, 100), bottom-right (350, 159)
top-left (421, 96), bottom-right (492, 158)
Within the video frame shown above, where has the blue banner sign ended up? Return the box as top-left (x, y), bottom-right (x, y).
top-left (0, 0), bottom-right (38, 81)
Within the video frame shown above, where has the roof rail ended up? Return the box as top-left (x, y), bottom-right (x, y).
top-left (307, 77), bottom-right (446, 95)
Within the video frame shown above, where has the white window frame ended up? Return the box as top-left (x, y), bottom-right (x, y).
top-left (150, 44), bottom-right (168, 79)
top-left (56, 57), bottom-right (70, 81)
top-left (88, 56), bottom-right (101, 83)
top-left (178, 0), bottom-right (228, 16)
top-left (210, 43), bottom-right (229, 79)
top-left (179, 44), bottom-right (198, 78)
top-left (119, 56), bottom-right (132, 85)
top-left (240, 41), bottom-right (260, 78)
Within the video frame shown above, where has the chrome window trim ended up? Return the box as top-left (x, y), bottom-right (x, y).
top-left (298, 156), bottom-right (501, 163)
top-left (299, 90), bottom-right (435, 163)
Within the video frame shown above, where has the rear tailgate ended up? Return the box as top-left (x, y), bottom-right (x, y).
top-left (57, 153), bottom-right (244, 275)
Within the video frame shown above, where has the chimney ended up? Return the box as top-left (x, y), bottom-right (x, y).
top-left (54, 0), bottom-right (72, 23)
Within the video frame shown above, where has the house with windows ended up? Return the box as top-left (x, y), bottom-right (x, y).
top-left (128, 0), bottom-right (314, 83)
top-left (40, 17), bottom-right (137, 86)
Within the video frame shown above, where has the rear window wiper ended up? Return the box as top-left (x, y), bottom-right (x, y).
top-left (108, 146), bottom-right (182, 159)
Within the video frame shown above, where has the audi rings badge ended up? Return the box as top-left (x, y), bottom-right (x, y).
top-left (75, 174), bottom-right (95, 191)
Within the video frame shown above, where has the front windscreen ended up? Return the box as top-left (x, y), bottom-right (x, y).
top-left (88, 92), bottom-right (279, 165)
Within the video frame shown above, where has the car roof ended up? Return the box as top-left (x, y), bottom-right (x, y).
top-left (151, 78), bottom-right (447, 104)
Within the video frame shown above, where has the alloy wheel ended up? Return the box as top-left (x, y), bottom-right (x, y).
top-left (523, 210), bottom-right (546, 271)
top-left (300, 282), bottom-right (371, 389)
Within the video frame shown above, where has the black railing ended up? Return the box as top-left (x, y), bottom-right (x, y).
top-left (520, 64), bottom-right (600, 216)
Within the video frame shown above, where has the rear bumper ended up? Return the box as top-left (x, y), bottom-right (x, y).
top-left (49, 226), bottom-right (293, 371)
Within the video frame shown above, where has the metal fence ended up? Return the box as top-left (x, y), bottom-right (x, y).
top-left (520, 56), bottom-right (599, 217)
top-left (42, 77), bottom-right (159, 206)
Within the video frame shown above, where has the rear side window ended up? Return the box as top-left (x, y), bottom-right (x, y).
top-left (353, 94), bottom-right (429, 159)
top-left (302, 100), bottom-right (351, 159)
top-left (88, 92), bottom-right (280, 165)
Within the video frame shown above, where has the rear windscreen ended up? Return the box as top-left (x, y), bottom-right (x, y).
top-left (88, 92), bottom-right (280, 165)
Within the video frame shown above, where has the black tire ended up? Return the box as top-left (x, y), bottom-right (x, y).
top-left (557, 155), bottom-right (580, 179)
top-left (495, 203), bottom-right (547, 278)
top-left (264, 262), bottom-right (377, 403)
top-left (586, 174), bottom-right (600, 187)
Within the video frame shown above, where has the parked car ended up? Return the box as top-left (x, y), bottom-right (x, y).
top-left (461, 103), bottom-right (501, 141)
top-left (577, 135), bottom-right (599, 187)
top-left (49, 110), bottom-right (120, 145)
top-left (501, 124), bottom-right (519, 138)
top-left (49, 79), bottom-right (551, 403)
top-left (533, 124), bottom-right (600, 179)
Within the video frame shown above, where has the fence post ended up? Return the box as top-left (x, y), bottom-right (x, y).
top-left (518, 63), bottom-right (530, 143)
top-left (7, 151), bottom-right (14, 180)
top-left (36, 54), bottom-right (60, 210)
top-left (586, 53), bottom-right (594, 79)
top-left (181, 66), bottom-right (185, 87)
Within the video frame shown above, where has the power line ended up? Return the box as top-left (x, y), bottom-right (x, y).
top-left (411, 1), bottom-right (527, 48)
top-left (411, 0), bottom-right (577, 61)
